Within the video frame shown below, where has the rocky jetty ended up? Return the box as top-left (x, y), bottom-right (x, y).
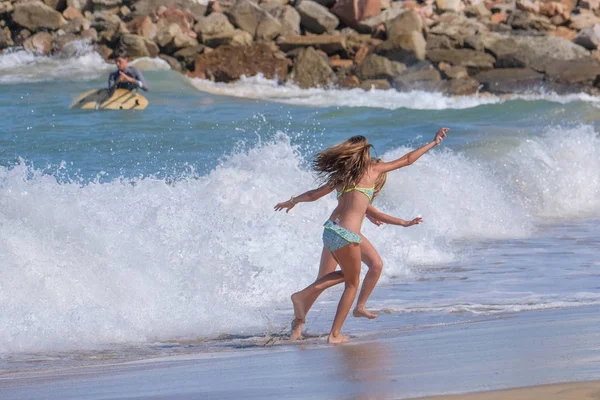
top-left (2, 0), bottom-right (600, 95)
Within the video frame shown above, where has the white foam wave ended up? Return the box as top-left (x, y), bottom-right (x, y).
top-left (0, 42), bottom-right (169, 84)
top-left (189, 75), bottom-right (600, 110)
top-left (0, 138), bottom-right (327, 353)
top-left (504, 125), bottom-right (600, 218)
top-left (0, 41), bottom-right (111, 84)
top-left (130, 57), bottom-right (171, 71)
top-left (0, 128), bottom-right (597, 353)
top-left (189, 75), bottom-right (502, 110)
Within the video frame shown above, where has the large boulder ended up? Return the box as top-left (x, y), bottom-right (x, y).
top-left (23, 31), bottom-right (52, 55)
top-left (478, 32), bottom-right (516, 58)
top-left (195, 12), bottom-right (235, 40)
top-left (385, 10), bottom-right (422, 39)
top-left (295, 0), bottom-right (339, 34)
top-left (96, 20), bottom-right (129, 44)
top-left (393, 67), bottom-right (443, 91)
top-left (63, 16), bottom-right (91, 33)
top-left (13, 1), bottom-right (67, 31)
top-left (486, 35), bottom-right (590, 72)
top-left (203, 29), bottom-right (253, 48)
top-left (438, 63), bottom-right (468, 79)
top-left (128, 16), bottom-right (158, 41)
top-left (156, 6), bottom-right (197, 38)
top-left (262, 4), bottom-right (301, 36)
top-left (376, 31), bottom-right (426, 65)
top-left (544, 58), bottom-right (600, 85)
top-left (446, 76), bottom-right (480, 96)
top-left (356, 3), bottom-right (404, 33)
top-left (277, 34), bottom-right (346, 55)
top-left (117, 34), bottom-right (160, 58)
top-left (227, 0), bottom-right (282, 40)
top-left (62, 6), bottom-right (83, 20)
top-left (156, 23), bottom-right (198, 53)
top-left (203, 29), bottom-right (253, 47)
top-left (574, 24), bottom-right (600, 50)
top-left (570, 10), bottom-right (600, 31)
top-left (358, 53), bottom-right (406, 80)
top-left (428, 14), bottom-right (488, 48)
top-left (427, 49), bottom-right (495, 70)
top-left (190, 42), bottom-right (289, 82)
top-left (290, 46), bottom-right (335, 88)
top-left (473, 68), bottom-right (544, 94)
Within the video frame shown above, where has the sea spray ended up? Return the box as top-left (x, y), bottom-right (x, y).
top-left (0, 42), bottom-right (169, 84)
top-left (502, 124), bottom-right (600, 218)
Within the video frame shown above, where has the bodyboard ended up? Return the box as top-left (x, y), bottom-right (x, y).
top-left (70, 89), bottom-right (148, 110)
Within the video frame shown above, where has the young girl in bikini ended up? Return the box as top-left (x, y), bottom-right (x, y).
top-left (274, 159), bottom-right (423, 340)
top-left (276, 129), bottom-right (448, 343)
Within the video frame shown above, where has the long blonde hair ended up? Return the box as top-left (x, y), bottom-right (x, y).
top-left (373, 158), bottom-right (387, 199)
top-left (313, 135), bottom-right (372, 189)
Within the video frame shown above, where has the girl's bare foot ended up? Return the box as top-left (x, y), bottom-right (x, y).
top-left (328, 332), bottom-right (350, 344)
top-left (353, 307), bottom-right (378, 319)
top-left (290, 318), bottom-right (303, 340)
top-left (291, 293), bottom-right (306, 323)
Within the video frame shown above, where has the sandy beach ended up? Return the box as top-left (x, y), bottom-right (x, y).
top-left (2, 305), bottom-right (599, 400)
top-left (415, 381), bottom-right (600, 400)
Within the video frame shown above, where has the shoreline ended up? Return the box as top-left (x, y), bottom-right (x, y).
top-left (2, 305), bottom-right (599, 399)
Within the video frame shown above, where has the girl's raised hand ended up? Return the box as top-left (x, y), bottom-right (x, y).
top-left (405, 217), bottom-right (423, 227)
top-left (434, 127), bottom-right (449, 144)
top-left (274, 200), bottom-right (296, 213)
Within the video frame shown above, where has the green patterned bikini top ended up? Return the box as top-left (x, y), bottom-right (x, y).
top-left (337, 186), bottom-right (375, 202)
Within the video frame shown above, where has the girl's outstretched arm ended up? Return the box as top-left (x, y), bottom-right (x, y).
top-left (373, 128), bottom-right (449, 174)
top-left (274, 184), bottom-right (334, 213)
top-left (366, 205), bottom-right (423, 227)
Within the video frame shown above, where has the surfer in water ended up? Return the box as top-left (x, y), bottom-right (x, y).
top-left (108, 51), bottom-right (149, 92)
top-left (276, 129), bottom-right (448, 343)
top-left (274, 159), bottom-right (423, 340)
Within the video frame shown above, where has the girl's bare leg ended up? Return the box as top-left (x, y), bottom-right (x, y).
top-left (328, 243), bottom-right (362, 344)
top-left (291, 271), bottom-right (345, 323)
top-left (353, 236), bottom-right (383, 319)
top-left (291, 248), bottom-right (339, 339)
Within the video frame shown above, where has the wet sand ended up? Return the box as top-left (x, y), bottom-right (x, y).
top-left (2, 306), bottom-right (599, 400)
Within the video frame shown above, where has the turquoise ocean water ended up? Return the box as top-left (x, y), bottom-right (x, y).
top-left (1, 43), bottom-right (599, 362)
